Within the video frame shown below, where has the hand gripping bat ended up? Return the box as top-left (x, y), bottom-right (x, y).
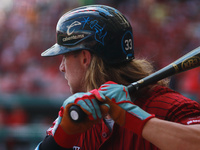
top-left (69, 46), bottom-right (200, 122)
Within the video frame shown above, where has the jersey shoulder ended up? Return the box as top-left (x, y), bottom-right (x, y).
top-left (137, 85), bottom-right (200, 123)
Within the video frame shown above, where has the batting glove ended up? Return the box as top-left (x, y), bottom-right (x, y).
top-left (98, 81), bottom-right (155, 135)
top-left (48, 89), bottom-right (109, 148)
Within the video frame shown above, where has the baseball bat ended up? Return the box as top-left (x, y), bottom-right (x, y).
top-left (69, 46), bottom-right (200, 122)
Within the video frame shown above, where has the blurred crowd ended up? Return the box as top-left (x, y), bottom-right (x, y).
top-left (0, 0), bottom-right (200, 148)
top-left (0, 0), bottom-right (200, 100)
top-left (0, 0), bottom-right (79, 98)
top-left (0, 0), bottom-right (200, 109)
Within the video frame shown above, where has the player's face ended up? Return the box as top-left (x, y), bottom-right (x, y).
top-left (59, 51), bottom-right (87, 94)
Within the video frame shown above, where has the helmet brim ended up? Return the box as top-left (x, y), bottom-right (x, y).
top-left (41, 43), bottom-right (73, 57)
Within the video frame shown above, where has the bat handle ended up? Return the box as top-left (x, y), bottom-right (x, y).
top-left (69, 105), bottom-right (87, 122)
top-left (127, 82), bottom-right (139, 93)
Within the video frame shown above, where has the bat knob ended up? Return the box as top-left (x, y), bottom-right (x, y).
top-left (69, 105), bottom-right (87, 122)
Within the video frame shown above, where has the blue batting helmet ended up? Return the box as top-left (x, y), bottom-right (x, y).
top-left (41, 5), bottom-right (134, 64)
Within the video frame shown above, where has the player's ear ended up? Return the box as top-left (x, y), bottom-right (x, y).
top-left (80, 50), bottom-right (92, 67)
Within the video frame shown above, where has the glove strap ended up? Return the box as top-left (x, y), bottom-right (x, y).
top-left (54, 125), bottom-right (81, 148)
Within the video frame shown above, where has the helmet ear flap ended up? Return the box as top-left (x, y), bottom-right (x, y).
top-left (41, 5), bottom-right (134, 64)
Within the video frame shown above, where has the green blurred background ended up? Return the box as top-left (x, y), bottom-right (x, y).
top-left (0, 0), bottom-right (200, 149)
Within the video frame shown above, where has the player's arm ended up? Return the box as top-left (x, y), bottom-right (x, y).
top-left (98, 81), bottom-right (200, 150)
top-left (142, 118), bottom-right (200, 150)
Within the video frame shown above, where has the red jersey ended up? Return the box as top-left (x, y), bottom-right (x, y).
top-left (72, 85), bottom-right (200, 150)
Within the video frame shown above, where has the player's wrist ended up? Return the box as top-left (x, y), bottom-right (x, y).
top-left (124, 111), bottom-right (155, 135)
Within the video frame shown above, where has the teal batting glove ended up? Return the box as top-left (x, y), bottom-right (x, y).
top-left (47, 89), bottom-right (109, 148)
top-left (98, 81), bottom-right (155, 135)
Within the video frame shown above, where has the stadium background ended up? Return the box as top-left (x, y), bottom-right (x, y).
top-left (0, 0), bottom-right (200, 149)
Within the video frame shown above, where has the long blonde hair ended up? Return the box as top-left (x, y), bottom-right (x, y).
top-left (84, 54), bottom-right (169, 92)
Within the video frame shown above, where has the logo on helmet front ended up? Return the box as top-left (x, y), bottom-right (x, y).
top-left (62, 34), bottom-right (85, 42)
top-left (61, 17), bottom-right (108, 46)
top-left (67, 21), bottom-right (82, 36)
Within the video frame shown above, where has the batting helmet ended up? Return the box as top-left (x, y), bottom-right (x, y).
top-left (41, 5), bottom-right (134, 64)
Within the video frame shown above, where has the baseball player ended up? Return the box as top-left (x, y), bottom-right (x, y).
top-left (35, 5), bottom-right (200, 150)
